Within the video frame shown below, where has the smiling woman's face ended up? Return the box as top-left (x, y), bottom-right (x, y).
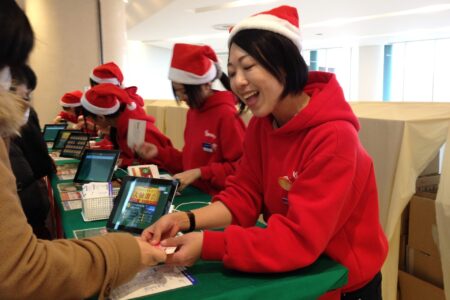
top-left (227, 43), bottom-right (283, 118)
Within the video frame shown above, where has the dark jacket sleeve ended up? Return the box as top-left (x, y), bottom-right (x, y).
top-left (18, 108), bottom-right (55, 178)
top-left (8, 141), bottom-right (50, 226)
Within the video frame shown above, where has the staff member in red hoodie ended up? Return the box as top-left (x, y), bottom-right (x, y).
top-left (53, 90), bottom-right (97, 135)
top-left (136, 43), bottom-right (246, 195)
top-left (81, 83), bottom-right (173, 167)
top-left (90, 61), bottom-right (145, 111)
top-left (53, 90), bottom-right (82, 124)
top-left (143, 6), bottom-right (388, 300)
top-left (89, 61), bottom-right (147, 149)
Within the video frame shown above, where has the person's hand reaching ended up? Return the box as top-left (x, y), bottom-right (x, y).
top-left (173, 168), bottom-right (201, 191)
top-left (135, 142), bottom-right (158, 160)
top-left (135, 237), bottom-right (167, 269)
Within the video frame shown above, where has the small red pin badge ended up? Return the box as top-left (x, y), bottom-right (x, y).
top-left (278, 176), bottom-right (292, 191)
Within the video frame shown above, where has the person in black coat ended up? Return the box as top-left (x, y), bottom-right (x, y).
top-left (9, 65), bottom-right (55, 239)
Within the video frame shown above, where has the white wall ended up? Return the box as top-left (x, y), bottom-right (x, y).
top-left (100, 0), bottom-right (127, 67)
top-left (126, 44), bottom-right (386, 102)
top-left (124, 42), bottom-right (174, 100)
top-left (357, 45), bottom-right (384, 101)
top-left (27, 0), bottom-right (101, 124)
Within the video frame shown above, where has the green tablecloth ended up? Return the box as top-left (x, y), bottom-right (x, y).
top-left (51, 161), bottom-right (348, 299)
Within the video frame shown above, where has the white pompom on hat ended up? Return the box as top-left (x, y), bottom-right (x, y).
top-left (168, 43), bottom-right (222, 85)
top-left (60, 90), bottom-right (83, 107)
top-left (228, 5), bottom-right (301, 50)
top-left (90, 62), bottom-right (124, 86)
top-left (81, 83), bottom-right (131, 115)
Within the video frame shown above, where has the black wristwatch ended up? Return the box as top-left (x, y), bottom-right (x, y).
top-left (185, 211), bottom-right (196, 232)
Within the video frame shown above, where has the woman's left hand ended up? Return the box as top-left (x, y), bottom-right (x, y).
top-left (173, 168), bottom-right (201, 191)
top-left (161, 232), bottom-right (203, 267)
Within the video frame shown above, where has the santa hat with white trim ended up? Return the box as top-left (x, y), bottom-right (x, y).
top-left (168, 43), bottom-right (222, 85)
top-left (90, 62), bottom-right (124, 86)
top-left (81, 83), bottom-right (133, 115)
top-left (228, 5), bottom-right (301, 50)
top-left (60, 90), bottom-right (83, 107)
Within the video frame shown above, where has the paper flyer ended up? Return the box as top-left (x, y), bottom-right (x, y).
top-left (110, 265), bottom-right (196, 300)
top-left (57, 183), bottom-right (83, 201)
top-left (127, 164), bottom-right (160, 178)
top-left (56, 163), bottom-right (78, 180)
top-left (73, 227), bottom-right (108, 239)
top-left (62, 200), bottom-right (81, 211)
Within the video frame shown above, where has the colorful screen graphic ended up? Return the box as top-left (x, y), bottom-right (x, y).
top-left (112, 179), bottom-right (174, 231)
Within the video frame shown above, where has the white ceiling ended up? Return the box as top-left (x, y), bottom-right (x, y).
top-left (126, 0), bottom-right (450, 53)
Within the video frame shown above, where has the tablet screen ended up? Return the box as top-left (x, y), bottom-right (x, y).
top-left (43, 124), bottom-right (68, 142)
top-left (74, 149), bottom-right (120, 183)
top-left (107, 176), bottom-right (179, 234)
top-left (59, 132), bottom-right (90, 159)
top-left (53, 129), bottom-right (82, 150)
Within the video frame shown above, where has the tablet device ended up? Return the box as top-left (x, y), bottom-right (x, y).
top-left (60, 132), bottom-right (90, 159)
top-left (43, 124), bottom-right (68, 142)
top-left (106, 176), bottom-right (179, 235)
top-left (53, 129), bottom-right (82, 150)
top-left (73, 149), bottom-right (120, 183)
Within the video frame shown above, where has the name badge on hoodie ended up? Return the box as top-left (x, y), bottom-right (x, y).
top-left (202, 142), bottom-right (214, 152)
top-left (203, 130), bottom-right (217, 152)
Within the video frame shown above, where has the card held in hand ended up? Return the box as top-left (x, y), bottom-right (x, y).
top-left (127, 119), bottom-right (146, 149)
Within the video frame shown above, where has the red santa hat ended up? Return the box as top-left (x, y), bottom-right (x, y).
top-left (90, 62), bottom-right (124, 86)
top-left (168, 43), bottom-right (222, 85)
top-left (81, 83), bottom-right (133, 115)
top-left (60, 90), bottom-right (83, 107)
top-left (228, 5), bottom-right (301, 50)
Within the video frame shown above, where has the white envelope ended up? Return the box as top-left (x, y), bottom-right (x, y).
top-left (127, 119), bottom-right (146, 149)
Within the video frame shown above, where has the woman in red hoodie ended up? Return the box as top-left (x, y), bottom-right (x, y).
top-left (143, 6), bottom-right (388, 300)
top-left (53, 90), bottom-right (97, 135)
top-left (53, 90), bottom-right (83, 124)
top-left (136, 43), bottom-right (246, 195)
top-left (81, 83), bottom-right (173, 167)
top-left (90, 61), bottom-right (146, 111)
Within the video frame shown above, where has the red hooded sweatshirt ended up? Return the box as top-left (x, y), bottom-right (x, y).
top-left (124, 86), bottom-right (145, 108)
top-left (201, 72), bottom-right (388, 294)
top-left (115, 105), bottom-right (173, 167)
top-left (156, 90), bottom-right (246, 195)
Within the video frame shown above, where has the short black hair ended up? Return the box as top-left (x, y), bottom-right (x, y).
top-left (172, 83), bottom-right (205, 109)
top-left (0, 0), bottom-right (34, 69)
top-left (229, 29), bottom-right (308, 111)
top-left (172, 70), bottom-right (233, 110)
top-left (90, 78), bottom-right (99, 87)
top-left (11, 65), bottom-right (37, 90)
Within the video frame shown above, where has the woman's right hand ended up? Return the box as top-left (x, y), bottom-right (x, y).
top-left (135, 142), bottom-right (158, 160)
top-left (141, 212), bottom-right (189, 246)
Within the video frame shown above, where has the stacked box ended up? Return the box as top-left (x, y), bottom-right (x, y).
top-left (398, 173), bottom-right (445, 299)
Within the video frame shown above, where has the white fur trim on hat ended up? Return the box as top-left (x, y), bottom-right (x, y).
top-left (90, 73), bottom-right (121, 86)
top-left (127, 102), bottom-right (136, 111)
top-left (229, 14), bottom-right (301, 49)
top-left (169, 62), bottom-right (217, 85)
top-left (80, 94), bottom-right (120, 115)
top-left (59, 100), bottom-right (81, 108)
